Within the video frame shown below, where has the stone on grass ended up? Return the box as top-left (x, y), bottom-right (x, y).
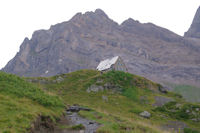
top-left (139, 111), bottom-right (151, 118)
top-left (87, 85), bottom-right (104, 93)
top-left (67, 105), bottom-right (91, 112)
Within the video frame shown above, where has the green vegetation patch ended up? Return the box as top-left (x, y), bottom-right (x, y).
top-left (38, 70), bottom-right (170, 132)
top-left (29, 70), bottom-right (200, 132)
top-left (79, 110), bottom-right (156, 133)
top-left (0, 71), bottom-right (64, 107)
top-left (93, 70), bottom-right (159, 101)
top-left (154, 101), bottom-right (200, 120)
top-left (0, 72), bottom-right (65, 133)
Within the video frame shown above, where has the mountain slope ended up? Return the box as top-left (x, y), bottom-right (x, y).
top-left (1, 70), bottom-right (200, 132)
top-left (30, 69), bottom-right (200, 133)
top-left (185, 6), bottom-right (200, 38)
top-left (2, 9), bottom-right (200, 87)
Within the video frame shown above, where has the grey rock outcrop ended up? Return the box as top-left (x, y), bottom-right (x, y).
top-left (87, 82), bottom-right (122, 93)
top-left (185, 6), bottom-right (200, 38)
top-left (67, 105), bottom-right (91, 112)
top-left (2, 8), bottom-right (200, 87)
top-left (87, 85), bottom-right (104, 93)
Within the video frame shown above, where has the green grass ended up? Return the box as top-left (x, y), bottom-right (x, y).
top-left (78, 110), bottom-right (158, 133)
top-left (0, 71), bottom-right (64, 107)
top-left (4, 69), bottom-right (199, 133)
top-left (99, 71), bottom-right (141, 101)
top-left (36, 70), bottom-right (190, 133)
top-left (70, 124), bottom-right (85, 130)
top-left (0, 71), bottom-right (65, 133)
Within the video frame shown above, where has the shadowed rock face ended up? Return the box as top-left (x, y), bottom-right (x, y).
top-left (2, 9), bottom-right (200, 86)
top-left (185, 6), bottom-right (200, 38)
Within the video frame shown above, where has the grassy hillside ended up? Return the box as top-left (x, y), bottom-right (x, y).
top-left (0, 71), bottom-right (65, 133)
top-left (1, 70), bottom-right (200, 133)
top-left (31, 70), bottom-right (200, 133)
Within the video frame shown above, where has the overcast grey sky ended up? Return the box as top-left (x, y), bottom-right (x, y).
top-left (0, 0), bottom-right (199, 69)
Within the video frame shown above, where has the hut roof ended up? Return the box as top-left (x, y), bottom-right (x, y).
top-left (96, 56), bottom-right (119, 71)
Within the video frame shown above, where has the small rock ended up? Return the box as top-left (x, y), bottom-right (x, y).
top-left (87, 85), bottom-right (104, 93)
top-left (191, 118), bottom-right (200, 122)
top-left (67, 105), bottom-right (91, 112)
top-left (186, 109), bottom-right (190, 113)
top-left (175, 103), bottom-right (182, 109)
top-left (196, 108), bottom-right (199, 111)
top-left (139, 111), bottom-right (151, 118)
top-left (89, 121), bottom-right (94, 124)
top-left (56, 76), bottom-right (64, 83)
top-left (67, 106), bottom-right (80, 112)
top-left (96, 79), bottom-right (103, 83)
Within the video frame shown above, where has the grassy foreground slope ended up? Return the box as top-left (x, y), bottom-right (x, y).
top-left (0, 71), bottom-right (65, 133)
top-left (32, 70), bottom-right (200, 133)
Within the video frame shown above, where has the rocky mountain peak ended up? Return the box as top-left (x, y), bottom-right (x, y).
top-left (2, 8), bottom-right (200, 87)
top-left (94, 8), bottom-right (108, 17)
top-left (192, 6), bottom-right (200, 23)
top-left (71, 9), bottom-right (109, 21)
top-left (71, 12), bottom-right (82, 20)
top-left (121, 18), bottom-right (140, 26)
top-left (70, 9), bottom-right (118, 30)
top-left (184, 6), bottom-right (200, 38)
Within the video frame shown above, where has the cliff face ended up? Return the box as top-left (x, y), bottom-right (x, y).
top-left (185, 6), bottom-right (200, 38)
top-left (2, 9), bottom-right (200, 86)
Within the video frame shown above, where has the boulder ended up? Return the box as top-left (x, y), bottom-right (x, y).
top-left (139, 111), bottom-right (151, 118)
top-left (56, 76), bottom-right (64, 83)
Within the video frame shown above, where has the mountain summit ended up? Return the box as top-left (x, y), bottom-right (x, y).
top-left (2, 9), bottom-right (200, 87)
top-left (185, 6), bottom-right (200, 38)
